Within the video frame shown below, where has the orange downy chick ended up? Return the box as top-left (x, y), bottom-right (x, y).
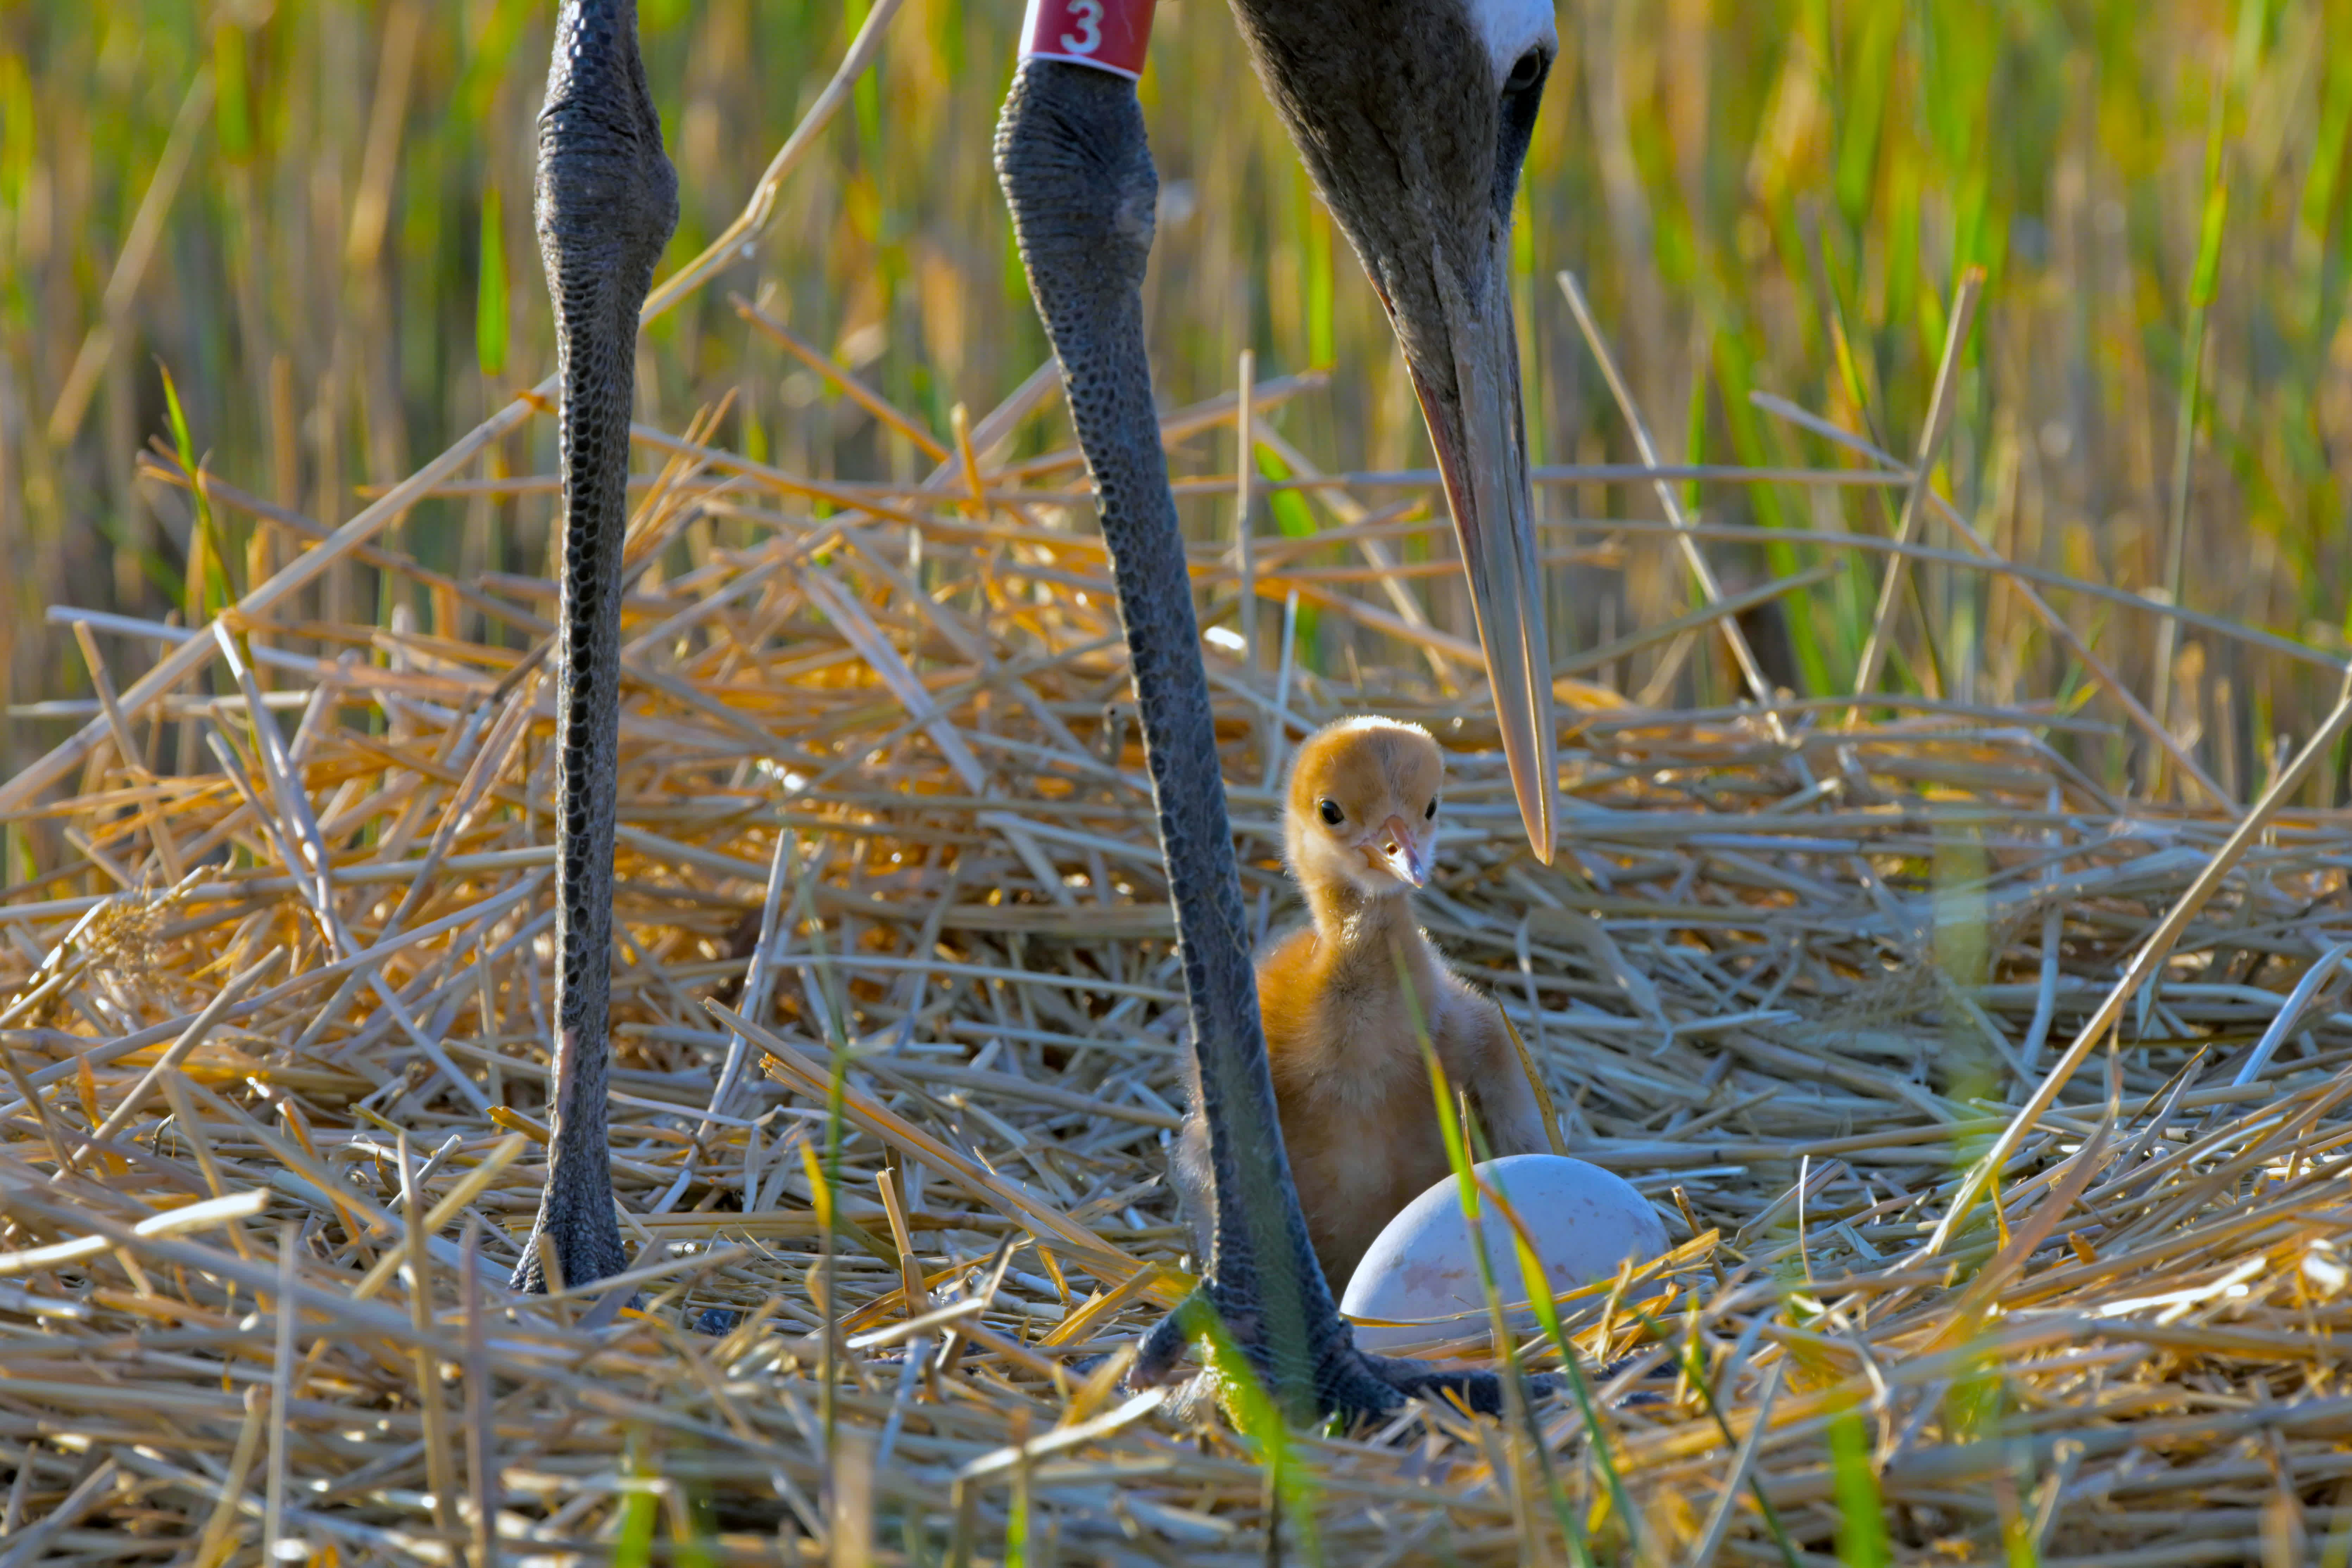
top-left (1174, 716), bottom-right (1552, 1293)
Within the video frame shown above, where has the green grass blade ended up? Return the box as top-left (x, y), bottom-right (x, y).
top-left (1188, 1299), bottom-right (1325, 1568)
top-left (158, 360), bottom-right (231, 623)
top-left (613, 1430), bottom-right (659, 1568)
top-left (1396, 955), bottom-right (1611, 1566)
top-left (477, 183), bottom-right (508, 380)
top-left (1828, 1398), bottom-right (1889, 1568)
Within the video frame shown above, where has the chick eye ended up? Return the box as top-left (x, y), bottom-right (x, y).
top-left (1318, 799), bottom-right (1344, 826)
top-left (1503, 48), bottom-right (1546, 95)
top-left (1424, 796), bottom-right (1438, 820)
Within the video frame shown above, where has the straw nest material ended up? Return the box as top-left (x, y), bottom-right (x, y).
top-left (6, 352), bottom-right (2352, 1568)
top-left (8, 24), bottom-right (2352, 1543)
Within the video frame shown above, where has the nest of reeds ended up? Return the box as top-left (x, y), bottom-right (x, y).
top-left (12, 26), bottom-right (2352, 1565)
top-left (6, 335), bottom-right (2352, 1566)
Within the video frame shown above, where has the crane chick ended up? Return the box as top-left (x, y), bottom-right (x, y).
top-left (1175, 716), bottom-right (1553, 1292)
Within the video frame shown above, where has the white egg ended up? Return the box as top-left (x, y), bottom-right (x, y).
top-left (1339, 1155), bottom-right (1668, 1353)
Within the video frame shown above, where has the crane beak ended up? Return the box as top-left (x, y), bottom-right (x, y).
top-left (1400, 249), bottom-right (1558, 864)
top-left (1367, 815), bottom-right (1430, 889)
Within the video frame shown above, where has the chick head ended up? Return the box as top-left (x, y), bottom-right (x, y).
top-left (1284, 716), bottom-right (1445, 897)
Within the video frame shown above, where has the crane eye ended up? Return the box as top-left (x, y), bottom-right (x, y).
top-left (1318, 799), bottom-right (1344, 826)
top-left (1425, 796), bottom-right (1438, 820)
top-left (1503, 48), bottom-right (1546, 95)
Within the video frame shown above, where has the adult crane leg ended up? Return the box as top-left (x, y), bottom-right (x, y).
top-left (996, 60), bottom-right (1518, 1422)
top-left (514, 0), bottom-right (679, 1292)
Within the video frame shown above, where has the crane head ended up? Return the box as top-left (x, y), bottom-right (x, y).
top-left (1229, 0), bottom-right (1560, 863)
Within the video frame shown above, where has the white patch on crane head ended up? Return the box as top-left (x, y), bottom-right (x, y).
top-left (1464, 0), bottom-right (1557, 85)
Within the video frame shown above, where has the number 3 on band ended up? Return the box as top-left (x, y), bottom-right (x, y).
top-left (1060, 0), bottom-right (1103, 54)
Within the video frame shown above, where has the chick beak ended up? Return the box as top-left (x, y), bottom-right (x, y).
top-left (1367, 815), bottom-right (1429, 890)
top-left (1399, 242), bottom-right (1558, 864)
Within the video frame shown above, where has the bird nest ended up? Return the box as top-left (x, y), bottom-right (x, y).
top-left (6, 352), bottom-right (2352, 1568)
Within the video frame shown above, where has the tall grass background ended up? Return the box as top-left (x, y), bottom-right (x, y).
top-left (2, 0), bottom-right (2347, 809)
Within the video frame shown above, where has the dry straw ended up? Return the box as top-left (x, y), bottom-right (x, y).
top-left (9, 18), bottom-right (2352, 1568)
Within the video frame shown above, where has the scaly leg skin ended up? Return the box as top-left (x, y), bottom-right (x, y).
top-left (512, 0), bottom-right (679, 1294)
top-left (995, 59), bottom-right (1522, 1425)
